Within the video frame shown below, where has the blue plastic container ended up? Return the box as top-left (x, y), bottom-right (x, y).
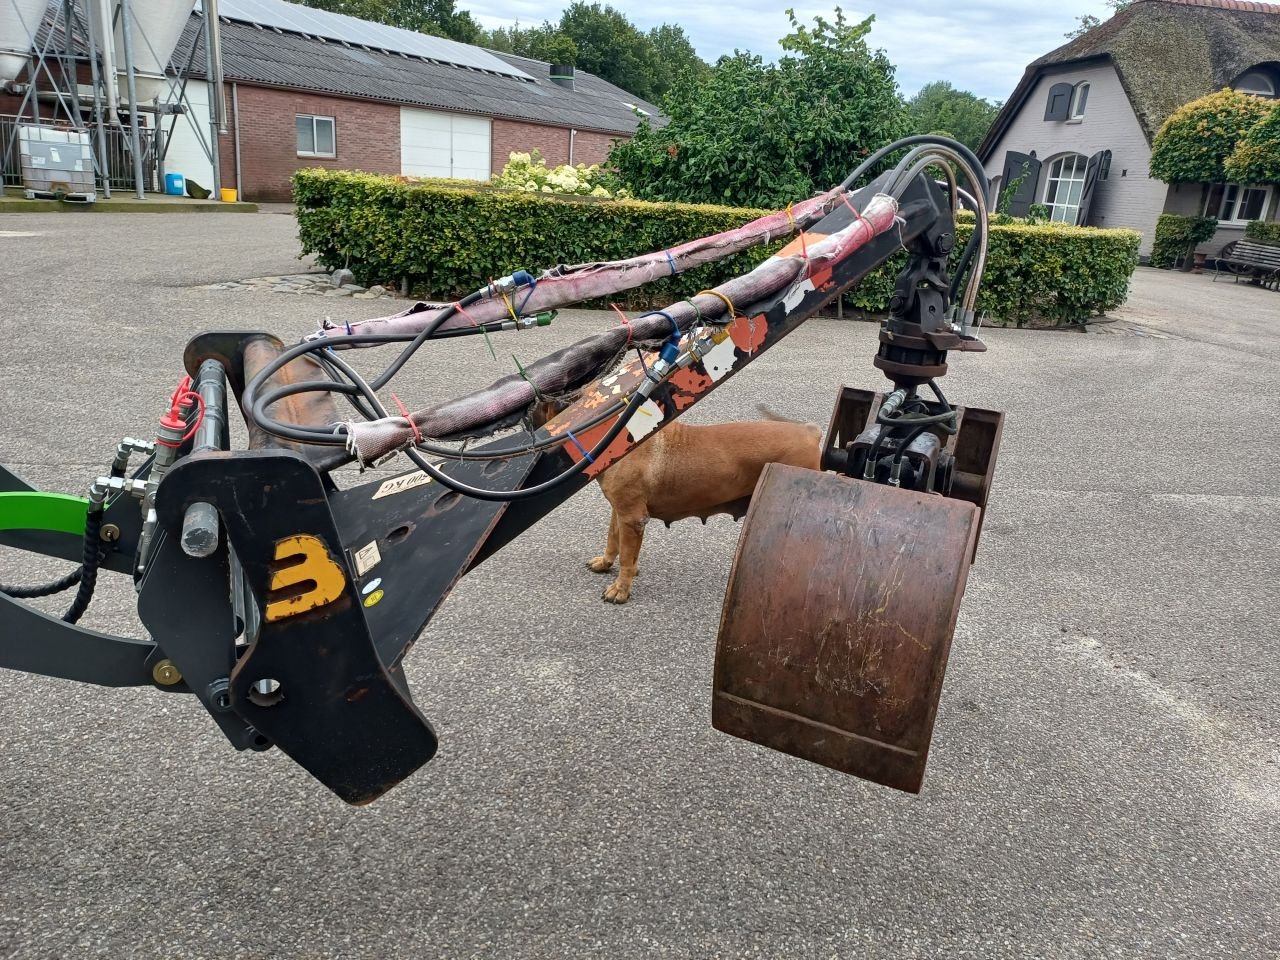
top-left (164, 173), bottom-right (185, 196)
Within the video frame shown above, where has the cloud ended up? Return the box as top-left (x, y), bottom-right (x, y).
top-left (473, 0), bottom-right (1118, 101)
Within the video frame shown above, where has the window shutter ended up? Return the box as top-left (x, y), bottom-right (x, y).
top-left (1075, 150), bottom-right (1108, 226)
top-left (1000, 150), bottom-right (1042, 218)
top-left (1045, 82), bottom-right (1073, 121)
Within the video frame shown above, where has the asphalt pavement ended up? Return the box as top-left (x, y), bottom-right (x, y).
top-left (1, 212), bottom-right (1277, 959)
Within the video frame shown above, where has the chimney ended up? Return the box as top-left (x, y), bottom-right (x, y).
top-left (549, 64), bottom-right (575, 91)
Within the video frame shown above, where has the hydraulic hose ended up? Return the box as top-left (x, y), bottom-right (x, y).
top-left (61, 505), bottom-right (105, 624)
top-left (399, 390), bottom-right (648, 502)
top-left (0, 566), bottom-right (83, 599)
top-left (239, 135), bottom-right (979, 486)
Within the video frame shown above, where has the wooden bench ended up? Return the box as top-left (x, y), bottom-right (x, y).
top-left (1213, 240), bottom-right (1280, 289)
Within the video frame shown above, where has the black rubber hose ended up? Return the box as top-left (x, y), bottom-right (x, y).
top-left (61, 508), bottom-right (105, 624)
top-left (317, 345), bottom-right (628, 461)
top-left (841, 134), bottom-right (989, 201)
top-left (844, 135), bottom-right (988, 308)
top-left (401, 390), bottom-right (647, 502)
top-left (0, 565), bottom-right (83, 599)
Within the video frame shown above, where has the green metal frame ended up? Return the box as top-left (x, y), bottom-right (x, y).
top-left (0, 491), bottom-right (89, 534)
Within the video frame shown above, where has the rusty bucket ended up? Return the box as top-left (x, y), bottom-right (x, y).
top-left (712, 463), bottom-right (980, 793)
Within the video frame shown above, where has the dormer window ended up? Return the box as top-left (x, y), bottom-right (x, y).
top-left (1070, 82), bottom-right (1090, 119)
top-left (1233, 69), bottom-right (1276, 98)
top-left (1045, 80), bottom-right (1090, 121)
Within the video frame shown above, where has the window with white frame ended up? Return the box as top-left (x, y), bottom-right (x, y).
top-left (1070, 82), bottom-right (1090, 119)
top-left (296, 115), bottom-right (336, 158)
top-left (1213, 184), bottom-right (1272, 225)
top-left (1042, 154), bottom-right (1089, 223)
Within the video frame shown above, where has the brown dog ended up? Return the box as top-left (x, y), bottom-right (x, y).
top-left (588, 406), bottom-right (822, 603)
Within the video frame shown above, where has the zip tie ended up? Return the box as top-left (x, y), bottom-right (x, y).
top-left (644, 310), bottom-right (680, 339)
top-left (682, 299), bottom-right (703, 329)
top-left (344, 320), bottom-right (353, 336)
top-left (390, 393), bottom-right (421, 446)
top-left (664, 249), bottom-right (678, 276)
top-left (841, 192), bottom-right (871, 233)
top-left (565, 428), bottom-right (594, 463)
top-left (618, 304), bottom-right (659, 375)
top-left (341, 423), bottom-right (360, 458)
top-left (513, 354), bottom-right (542, 401)
top-left (696, 289), bottom-right (737, 323)
top-left (517, 277), bottom-right (538, 316)
top-left (610, 303), bottom-right (635, 345)
top-left (455, 301), bottom-right (496, 361)
top-left (501, 290), bottom-right (519, 322)
top-left (788, 202), bottom-right (811, 275)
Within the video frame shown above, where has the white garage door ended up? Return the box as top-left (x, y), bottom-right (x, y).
top-left (160, 79), bottom-right (215, 189)
top-left (400, 108), bottom-right (490, 181)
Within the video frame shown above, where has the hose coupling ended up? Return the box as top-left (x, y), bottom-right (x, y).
top-left (89, 475), bottom-right (148, 508)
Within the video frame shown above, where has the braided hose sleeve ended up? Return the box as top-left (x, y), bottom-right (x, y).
top-left (61, 508), bottom-right (105, 625)
top-left (0, 565), bottom-right (83, 599)
top-left (344, 194), bottom-right (899, 464)
top-left (315, 187), bottom-right (849, 345)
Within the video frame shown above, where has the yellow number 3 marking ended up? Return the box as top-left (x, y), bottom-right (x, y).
top-left (265, 534), bottom-right (347, 622)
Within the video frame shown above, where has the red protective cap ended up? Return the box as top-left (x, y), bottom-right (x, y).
top-left (158, 375), bottom-right (194, 437)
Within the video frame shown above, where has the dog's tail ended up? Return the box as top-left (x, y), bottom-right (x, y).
top-left (756, 403), bottom-right (804, 423)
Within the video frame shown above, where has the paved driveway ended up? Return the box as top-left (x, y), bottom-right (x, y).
top-left (1, 214), bottom-right (1277, 959)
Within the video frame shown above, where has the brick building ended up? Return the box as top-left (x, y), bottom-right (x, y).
top-left (2, 0), bottom-right (663, 203)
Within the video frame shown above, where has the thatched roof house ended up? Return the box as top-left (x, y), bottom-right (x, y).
top-left (978, 0), bottom-right (1280, 258)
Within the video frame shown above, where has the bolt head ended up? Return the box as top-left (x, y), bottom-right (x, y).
top-left (151, 659), bottom-right (182, 686)
top-left (100, 524), bottom-right (121, 543)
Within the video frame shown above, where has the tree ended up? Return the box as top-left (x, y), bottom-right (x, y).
top-left (1066, 0), bottom-right (1134, 40)
top-left (608, 8), bottom-right (907, 209)
top-left (549, 6), bottom-right (708, 101)
top-left (906, 81), bottom-right (999, 151)
top-left (401, 0), bottom-right (484, 44)
top-left (485, 21), bottom-right (579, 65)
top-left (1150, 89), bottom-right (1275, 184)
top-left (1224, 101), bottom-right (1280, 184)
top-left (555, 3), bottom-right (663, 102)
top-left (646, 24), bottom-right (710, 91)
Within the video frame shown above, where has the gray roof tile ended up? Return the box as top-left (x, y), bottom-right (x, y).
top-left (176, 16), bottom-right (665, 136)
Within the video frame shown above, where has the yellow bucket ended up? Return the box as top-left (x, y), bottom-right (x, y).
top-left (219, 187), bottom-right (238, 203)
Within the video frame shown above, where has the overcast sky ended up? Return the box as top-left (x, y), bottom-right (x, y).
top-left (471, 1), bottom-right (1118, 102)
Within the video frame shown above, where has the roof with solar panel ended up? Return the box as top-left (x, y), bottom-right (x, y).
top-left (217, 0), bottom-right (534, 80)
top-left (175, 0), bottom-right (664, 135)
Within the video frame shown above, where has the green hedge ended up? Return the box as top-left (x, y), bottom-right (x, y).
top-left (1245, 220), bottom-right (1280, 245)
top-left (1150, 213), bottom-right (1219, 268)
top-left (293, 169), bottom-right (777, 311)
top-left (969, 221), bottom-right (1140, 326)
top-left (293, 169), bottom-right (1141, 326)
